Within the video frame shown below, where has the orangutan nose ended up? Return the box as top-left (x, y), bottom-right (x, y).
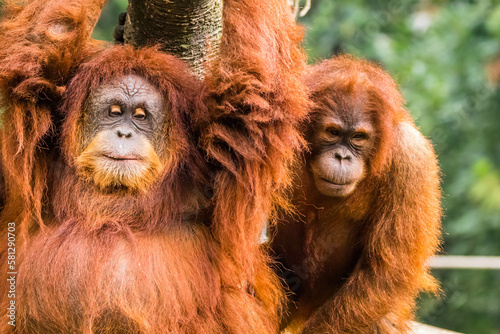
top-left (334, 151), bottom-right (352, 162)
top-left (116, 127), bottom-right (133, 139)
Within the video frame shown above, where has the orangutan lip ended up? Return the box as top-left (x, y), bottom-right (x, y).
top-left (105, 155), bottom-right (139, 161)
top-left (321, 177), bottom-right (352, 186)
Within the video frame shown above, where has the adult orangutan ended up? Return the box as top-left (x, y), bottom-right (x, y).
top-left (0, 0), bottom-right (307, 333)
top-left (271, 55), bottom-right (442, 333)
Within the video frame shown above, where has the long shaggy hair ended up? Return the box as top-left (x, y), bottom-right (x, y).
top-left (0, 0), bottom-right (309, 333)
top-left (272, 55), bottom-right (442, 333)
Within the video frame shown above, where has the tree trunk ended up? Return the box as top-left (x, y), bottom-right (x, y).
top-left (124, 0), bottom-right (223, 78)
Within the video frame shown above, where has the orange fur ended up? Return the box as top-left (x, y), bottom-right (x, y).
top-left (75, 130), bottom-right (164, 193)
top-left (0, 0), bottom-right (307, 333)
top-left (272, 55), bottom-right (442, 333)
top-left (198, 0), bottom-right (309, 321)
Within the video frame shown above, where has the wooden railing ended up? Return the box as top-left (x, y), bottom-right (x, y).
top-left (413, 255), bottom-right (500, 333)
top-left (412, 321), bottom-right (461, 334)
top-left (430, 255), bottom-right (500, 270)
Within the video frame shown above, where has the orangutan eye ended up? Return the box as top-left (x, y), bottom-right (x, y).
top-left (133, 107), bottom-right (146, 120)
top-left (326, 128), bottom-right (340, 137)
top-left (109, 105), bottom-right (122, 117)
top-left (352, 132), bottom-right (368, 140)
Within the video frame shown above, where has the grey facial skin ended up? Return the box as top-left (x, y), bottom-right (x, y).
top-left (82, 74), bottom-right (167, 155)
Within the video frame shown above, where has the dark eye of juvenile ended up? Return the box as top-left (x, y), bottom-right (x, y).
top-left (352, 132), bottom-right (367, 140)
top-left (327, 128), bottom-right (340, 136)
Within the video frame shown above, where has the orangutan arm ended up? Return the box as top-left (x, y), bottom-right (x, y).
top-left (200, 0), bottom-right (307, 277)
top-left (0, 0), bottom-right (107, 96)
top-left (0, 0), bottom-right (107, 227)
top-left (198, 0), bottom-right (308, 327)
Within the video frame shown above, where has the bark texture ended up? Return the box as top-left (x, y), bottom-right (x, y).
top-left (124, 0), bottom-right (223, 78)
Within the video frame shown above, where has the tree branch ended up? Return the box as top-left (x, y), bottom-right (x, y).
top-left (123, 0), bottom-right (223, 78)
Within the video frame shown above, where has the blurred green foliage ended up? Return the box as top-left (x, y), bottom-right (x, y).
top-left (6, 0), bottom-right (497, 332)
top-left (297, 0), bottom-right (500, 332)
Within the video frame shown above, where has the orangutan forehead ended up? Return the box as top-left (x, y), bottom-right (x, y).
top-left (117, 75), bottom-right (153, 97)
top-left (95, 74), bottom-right (160, 98)
top-left (321, 89), bottom-right (375, 130)
top-left (87, 75), bottom-right (166, 113)
top-left (320, 114), bottom-right (374, 133)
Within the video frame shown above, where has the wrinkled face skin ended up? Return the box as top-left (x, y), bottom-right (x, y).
top-left (308, 96), bottom-right (375, 197)
top-left (76, 75), bottom-right (168, 193)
